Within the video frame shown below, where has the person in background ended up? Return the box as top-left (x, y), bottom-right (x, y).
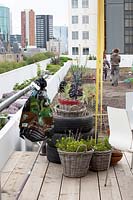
top-left (103, 57), bottom-right (110, 81)
top-left (103, 50), bottom-right (110, 81)
top-left (110, 48), bottom-right (121, 86)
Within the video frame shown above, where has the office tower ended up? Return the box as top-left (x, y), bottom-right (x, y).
top-left (0, 6), bottom-right (10, 43)
top-left (68, 0), bottom-right (97, 57)
top-left (10, 35), bottom-right (21, 47)
top-left (21, 9), bottom-right (35, 48)
top-left (36, 15), bottom-right (53, 48)
top-left (53, 26), bottom-right (68, 54)
top-left (105, 0), bottom-right (133, 54)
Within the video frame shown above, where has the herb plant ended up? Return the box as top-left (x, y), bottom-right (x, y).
top-left (56, 137), bottom-right (93, 152)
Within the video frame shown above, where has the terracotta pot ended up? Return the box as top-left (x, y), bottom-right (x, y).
top-left (110, 149), bottom-right (123, 166)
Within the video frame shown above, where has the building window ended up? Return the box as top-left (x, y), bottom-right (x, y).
top-left (83, 48), bottom-right (89, 55)
top-left (72, 0), bottom-right (78, 8)
top-left (72, 47), bottom-right (79, 55)
top-left (72, 31), bottom-right (78, 40)
top-left (72, 16), bottom-right (78, 24)
top-left (82, 31), bottom-right (89, 39)
top-left (82, 15), bottom-right (89, 24)
top-left (125, 19), bottom-right (133, 27)
top-left (125, 35), bottom-right (133, 43)
top-left (125, 3), bottom-right (133, 11)
top-left (82, 0), bottom-right (89, 8)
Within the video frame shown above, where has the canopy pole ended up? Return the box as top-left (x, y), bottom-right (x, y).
top-left (95, 0), bottom-right (105, 140)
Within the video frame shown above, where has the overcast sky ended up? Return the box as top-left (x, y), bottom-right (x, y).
top-left (0, 0), bottom-right (68, 34)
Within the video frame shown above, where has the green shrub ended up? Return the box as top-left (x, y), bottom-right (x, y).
top-left (0, 52), bottom-right (54, 74)
top-left (44, 51), bottom-right (55, 58)
top-left (46, 64), bottom-right (61, 74)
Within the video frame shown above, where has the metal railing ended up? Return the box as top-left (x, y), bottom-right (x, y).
top-left (0, 85), bottom-right (31, 113)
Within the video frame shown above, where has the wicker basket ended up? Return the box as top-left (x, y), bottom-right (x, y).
top-left (90, 150), bottom-right (112, 171)
top-left (58, 149), bottom-right (93, 178)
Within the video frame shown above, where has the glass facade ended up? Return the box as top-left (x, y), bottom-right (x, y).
top-left (0, 6), bottom-right (10, 42)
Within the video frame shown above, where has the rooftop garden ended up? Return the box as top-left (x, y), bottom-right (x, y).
top-left (0, 51), bottom-right (55, 74)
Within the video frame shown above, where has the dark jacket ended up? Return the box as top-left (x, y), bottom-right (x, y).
top-left (110, 53), bottom-right (121, 66)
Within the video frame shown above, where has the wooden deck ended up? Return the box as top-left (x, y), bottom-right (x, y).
top-left (1, 151), bottom-right (133, 200)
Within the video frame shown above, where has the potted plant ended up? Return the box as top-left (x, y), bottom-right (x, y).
top-left (56, 137), bottom-right (93, 178)
top-left (90, 137), bottom-right (112, 171)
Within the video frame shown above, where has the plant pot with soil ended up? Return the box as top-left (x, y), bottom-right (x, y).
top-left (90, 137), bottom-right (112, 171)
top-left (110, 148), bottom-right (123, 166)
top-left (56, 137), bottom-right (93, 178)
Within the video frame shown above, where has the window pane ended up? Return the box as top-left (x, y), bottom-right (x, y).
top-left (82, 0), bottom-right (89, 8)
top-left (82, 15), bottom-right (89, 24)
top-left (72, 0), bottom-right (78, 8)
top-left (82, 31), bottom-right (89, 39)
top-left (125, 19), bottom-right (133, 27)
top-left (83, 48), bottom-right (89, 55)
top-left (72, 31), bottom-right (78, 39)
top-left (72, 16), bottom-right (78, 24)
top-left (125, 3), bottom-right (133, 10)
top-left (72, 47), bottom-right (79, 55)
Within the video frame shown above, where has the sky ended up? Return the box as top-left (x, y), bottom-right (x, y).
top-left (0, 0), bottom-right (68, 34)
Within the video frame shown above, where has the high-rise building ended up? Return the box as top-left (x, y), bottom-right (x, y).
top-left (36, 15), bottom-right (53, 48)
top-left (21, 9), bottom-right (35, 48)
top-left (53, 26), bottom-right (68, 54)
top-left (0, 6), bottom-right (10, 43)
top-left (105, 0), bottom-right (133, 54)
top-left (68, 0), bottom-right (97, 57)
top-left (10, 34), bottom-right (21, 47)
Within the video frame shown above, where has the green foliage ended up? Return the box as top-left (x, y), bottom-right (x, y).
top-left (63, 83), bottom-right (71, 98)
top-left (81, 85), bottom-right (96, 104)
top-left (46, 64), bottom-right (61, 74)
top-left (36, 63), bottom-right (42, 77)
top-left (25, 53), bottom-right (47, 65)
top-left (0, 113), bottom-right (8, 130)
top-left (51, 56), bottom-right (71, 66)
top-left (44, 51), bottom-right (55, 58)
top-left (13, 77), bottom-right (36, 90)
top-left (56, 137), bottom-right (93, 152)
top-left (0, 61), bottom-right (27, 74)
top-left (0, 52), bottom-right (54, 74)
top-left (93, 137), bottom-right (111, 151)
top-left (88, 55), bottom-right (97, 60)
top-left (60, 56), bottom-right (72, 62)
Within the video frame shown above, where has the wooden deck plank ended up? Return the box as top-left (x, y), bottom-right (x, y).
top-left (114, 153), bottom-right (133, 200)
top-left (59, 176), bottom-right (80, 200)
top-left (80, 171), bottom-right (100, 200)
top-left (38, 162), bottom-right (63, 200)
top-left (98, 167), bottom-right (122, 200)
top-left (1, 151), bottom-right (24, 188)
top-left (19, 156), bottom-right (49, 200)
top-left (1, 151), bottom-right (37, 200)
top-left (1, 151), bottom-right (133, 200)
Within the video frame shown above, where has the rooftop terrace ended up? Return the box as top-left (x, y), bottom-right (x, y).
top-left (1, 151), bottom-right (133, 200)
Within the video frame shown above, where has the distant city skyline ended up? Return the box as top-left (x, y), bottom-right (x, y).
top-left (0, 0), bottom-right (68, 34)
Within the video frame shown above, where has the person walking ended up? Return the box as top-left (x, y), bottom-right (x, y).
top-left (110, 48), bottom-right (121, 86)
top-left (103, 57), bottom-right (110, 81)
